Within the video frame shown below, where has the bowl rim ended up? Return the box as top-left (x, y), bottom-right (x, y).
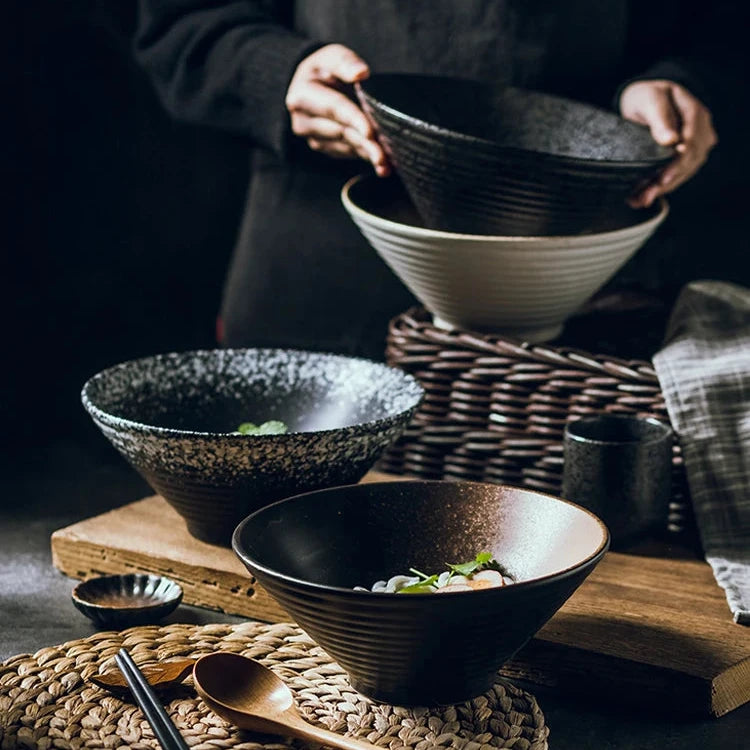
top-left (80, 346), bottom-right (425, 439)
top-left (357, 74), bottom-right (675, 169)
top-left (342, 173), bottom-right (669, 243)
top-left (71, 573), bottom-right (184, 611)
top-left (232, 479), bottom-right (611, 597)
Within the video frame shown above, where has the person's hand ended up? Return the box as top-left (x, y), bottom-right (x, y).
top-left (619, 79), bottom-right (718, 208)
top-left (285, 44), bottom-right (390, 176)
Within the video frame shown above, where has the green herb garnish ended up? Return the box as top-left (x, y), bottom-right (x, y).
top-left (447, 551), bottom-right (496, 577)
top-left (394, 553), bottom-right (505, 594)
top-left (397, 568), bottom-right (440, 594)
top-left (235, 420), bottom-right (289, 435)
top-left (397, 583), bottom-right (438, 594)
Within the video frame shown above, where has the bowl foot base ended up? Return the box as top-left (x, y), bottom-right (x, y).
top-left (432, 315), bottom-right (564, 344)
top-left (347, 673), bottom-right (495, 707)
top-left (185, 521), bottom-right (235, 547)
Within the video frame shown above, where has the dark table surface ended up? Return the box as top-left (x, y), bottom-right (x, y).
top-left (1, 432), bottom-right (748, 750)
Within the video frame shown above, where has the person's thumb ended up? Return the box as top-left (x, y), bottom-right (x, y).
top-left (643, 89), bottom-right (681, 146)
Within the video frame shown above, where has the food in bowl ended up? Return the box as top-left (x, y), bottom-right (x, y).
top-left (233, 420), bottom-right (288, 435)
top-left (358, 551), bottom-right (514, 593)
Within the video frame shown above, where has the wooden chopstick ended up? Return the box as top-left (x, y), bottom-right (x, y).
top-left (115, 647), bottom-right (191, 750)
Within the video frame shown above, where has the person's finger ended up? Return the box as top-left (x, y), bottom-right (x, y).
top-left (304, 126), bottom-right (378, 163)
top-left (628, 183), bottom-right (662, 209)
top-left (630, 156), bottom-right (690, 206)
top-left (632, 143), bottom-right (707, 206)
top-left (291, 113), bottom-right (379, 162)
top-left (290, 112), bottom-right (345, 140)
top-left (669, 85), bottom-right (701, 144)
top-left (620, 81), bottom-right (681, 146)
top-left (669, 86), bottom-right (718, 152)
top-left (308, 43), bottom-right (370, 84)
top-left (307, 137), bottom-right (359, 159)
top-left (655, 97), bottom-right (716, 192)
top-left (286, 81), bottom-right (374, 137)
top-left (657, 155), bottom-right (693, 191)
top-left (640, 89), bottom-right (682, 146)
top-left (342, 126), bottom-right (391, 174)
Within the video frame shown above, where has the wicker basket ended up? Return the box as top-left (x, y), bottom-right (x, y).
top-left (380, 307), bottom-right (697, 546)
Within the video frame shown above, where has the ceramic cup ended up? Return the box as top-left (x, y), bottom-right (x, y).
top-left (562, 415), bottom-right (673, 547)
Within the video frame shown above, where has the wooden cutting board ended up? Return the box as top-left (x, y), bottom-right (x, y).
top-left (50, 473), bottom-right (750, 718)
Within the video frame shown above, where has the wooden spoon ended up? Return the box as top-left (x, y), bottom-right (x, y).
top-left (192, 652), bottom-right (376, 750)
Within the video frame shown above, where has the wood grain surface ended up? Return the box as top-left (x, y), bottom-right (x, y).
top-left (50, 473), bottom-right (750, 718)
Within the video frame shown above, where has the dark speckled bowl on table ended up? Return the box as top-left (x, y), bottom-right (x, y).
top-left (81, 349), bottom-right (424, 545)
top-left (233, 479), bottom-right (609, 706)
top-left (356, 73), bottom-right (675, 236)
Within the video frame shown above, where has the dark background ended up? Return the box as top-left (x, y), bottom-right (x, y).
top-left (6, 2), bottom-right (750, 474)
top-left (6, 2), bottom-right (250, 471)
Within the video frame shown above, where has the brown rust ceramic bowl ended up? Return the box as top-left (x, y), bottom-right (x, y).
top-left (233, 479), bottom-right (609, 706)
top-left (81, 349), bottom-right (424, 545)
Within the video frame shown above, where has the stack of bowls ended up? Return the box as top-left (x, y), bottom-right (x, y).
top-left (356, 73), bottom-right (674, 236)
top-left (342, 174), bottom-right (668, 343)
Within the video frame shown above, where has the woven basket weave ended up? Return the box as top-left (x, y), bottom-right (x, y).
top-left (380, 307), bottom-right (696, 543)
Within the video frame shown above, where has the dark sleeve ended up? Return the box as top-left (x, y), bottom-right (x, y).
top-left (616, 0), bottom-right (743, 116)
top-left (133, 0), bottom-right (324, 156)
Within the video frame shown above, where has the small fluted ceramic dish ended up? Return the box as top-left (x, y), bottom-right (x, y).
top-left (71, 573), bottom-right (183, 628)
top-left (357, 73), bottom-right (674, 236)
top-left (81, 348), bottom-right (424, 544)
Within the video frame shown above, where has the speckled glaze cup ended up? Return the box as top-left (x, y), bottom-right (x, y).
top-left (562, 415), bottom-right (673, 547)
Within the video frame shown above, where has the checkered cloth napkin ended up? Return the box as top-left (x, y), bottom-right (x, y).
top-left (653, 280), bottom-right (750, 624)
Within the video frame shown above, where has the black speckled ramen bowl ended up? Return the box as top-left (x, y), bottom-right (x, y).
top-left (233, 480), bottom-right (609, 706)
top-left (81, 349), bottom-right (424, 545)
top-left (357, 73), bottom-right (675, 236)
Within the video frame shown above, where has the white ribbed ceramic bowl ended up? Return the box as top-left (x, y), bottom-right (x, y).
top-left (342, 174), bottom-right (668, 343)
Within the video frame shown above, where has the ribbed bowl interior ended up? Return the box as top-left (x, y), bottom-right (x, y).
top-left (342, 174), bottom-right (668, 343)
top-left (233, 480), bottom-right (609, 706)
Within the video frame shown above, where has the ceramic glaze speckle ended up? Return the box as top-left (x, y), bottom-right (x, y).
top-left (81, 349), bottom-right (424, 544)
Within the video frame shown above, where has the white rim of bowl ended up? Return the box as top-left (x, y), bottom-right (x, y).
top-left (341, 173), bottom-right (669, 243)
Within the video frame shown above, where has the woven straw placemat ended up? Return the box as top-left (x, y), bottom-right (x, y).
top-left (0, 621), bottom-right (549, 750)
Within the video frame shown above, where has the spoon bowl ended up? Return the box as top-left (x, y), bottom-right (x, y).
top-left (192, 653), bottom-right (375, 750)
